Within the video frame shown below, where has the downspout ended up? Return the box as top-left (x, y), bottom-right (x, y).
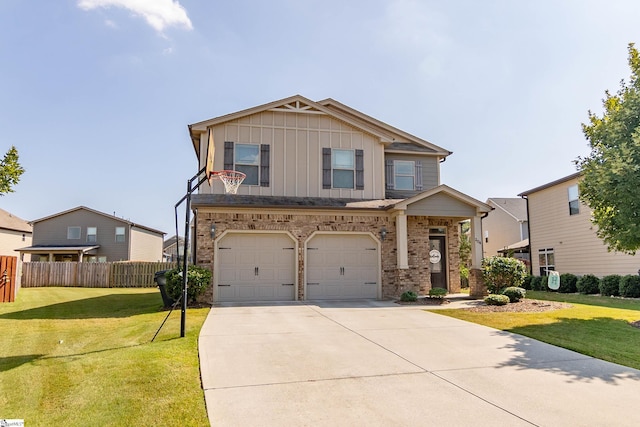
top-left (521, 194), bottom-right (532, 275)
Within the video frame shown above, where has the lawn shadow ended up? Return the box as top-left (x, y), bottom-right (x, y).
top-left (493, 317), bottom-right (640, 385)
top-left (0, 354), bottom-right (44, 372)
top-left (0, 293), bottom-right (164, 320)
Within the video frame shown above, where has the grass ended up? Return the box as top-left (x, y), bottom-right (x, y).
top-left (0, 287), bottom-right (210, 426)
top-left (435, 290), bottom-right (640, 369)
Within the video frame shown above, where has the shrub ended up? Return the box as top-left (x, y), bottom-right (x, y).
top-left (600, 275), bottom-right (622, 297)
top-left (576, 274), bottom-right (600, 294)
top-left (429, 287), bottom-right (447, 298)
top-left (521, 275), bottom-right (533, 290)
top-left (559, 273), bottom-right (578, 293)
top-left (540, 275), bottom-right (549, 291)
top-left (502, 286), bottom-right (526, 302)
top-left (165, 265), bottom-right (212, 304)
top-left (460, 265), bottom-right (469, 289)
top-left (485, 294), bottom-right (510, 306)
top-left (530, 276), bottom-right (543, 291)
top-left (619, 275), bottom-right (640, 298)
top-left (400, 290), bottom-right (418, 302)
top-left (482, 256), bottom-right (527, 294)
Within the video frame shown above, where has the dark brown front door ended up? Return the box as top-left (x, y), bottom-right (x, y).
top-left (429, 236), bottom-right (447, 290)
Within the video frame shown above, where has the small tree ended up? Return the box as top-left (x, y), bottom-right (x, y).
top-left (0, 146), bottom-right (25, 195)
top-left (482, 256), bottom-right (527, 294)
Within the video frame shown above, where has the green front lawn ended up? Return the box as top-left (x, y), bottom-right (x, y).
top-left (0, 287), bottom-right (210, 426)
top-left (435, 291), bottom-right (640, 369)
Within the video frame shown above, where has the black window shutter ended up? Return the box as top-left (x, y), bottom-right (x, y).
top-left (260, 144), bottom-right (270, 187)
top-left (322, 147), bottom-right (332, 189)
top-left (415, 161), bottom-right (423, 190)
top-left (224, 141), bottom-right (234, 170)
top-left (355, 149), bottom-right (364, 190)
top-left (385, 159), bottom-right (394, 190)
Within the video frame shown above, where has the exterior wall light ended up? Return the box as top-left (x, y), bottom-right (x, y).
top-left (380, 227), bottom-right (387, 241)
top-left (210, 223), bottom-right (216, 239)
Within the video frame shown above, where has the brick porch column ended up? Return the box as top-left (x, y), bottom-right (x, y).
top-left (469, 268), bottom-right (487, 298)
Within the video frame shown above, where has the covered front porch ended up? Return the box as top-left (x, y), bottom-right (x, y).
top-left (16, 245), bottom-right (100, 262)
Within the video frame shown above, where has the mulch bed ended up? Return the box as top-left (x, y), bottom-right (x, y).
top-left (395, 297), bottom-right (450, 306)
top-left (396, 297), bottom-right (572, 312)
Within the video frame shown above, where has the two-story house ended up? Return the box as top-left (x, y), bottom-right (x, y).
top-left (0, 208), bottom-right (32, 257)
top-left (520, 172), bottom-right (640, 277)
top-left (188, 95), bottom-right (491, 303)
top-left (17, 206), bottom-right (165, 262)
top-left (482, 198), bottom-right (529, 264)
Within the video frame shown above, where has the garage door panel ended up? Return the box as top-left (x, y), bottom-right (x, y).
top-left (217, 233), bottom-right (296, 302)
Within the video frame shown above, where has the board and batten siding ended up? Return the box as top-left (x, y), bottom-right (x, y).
top-left (199, 110), bottom-right (385, 199)
top-left (528, 176), bottom-right (640, 277)
top-left (129, 227), bottom-right (164, 262)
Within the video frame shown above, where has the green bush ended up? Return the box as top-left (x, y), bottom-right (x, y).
top-left (429, 287), bottom-right (447, 298)
top-left (521, 275), bottom-right (533, 290)
top-left (619, 275), bottom-right (640, 298)
top-left (400, 290), bottom-right (418, 302)
top-left (559, 273), bottom-right (578, 293)
top-left (530, 276), bottom-right (543, 291)
top-left (540, 275), bottom-right (549, 291)
top-left (485, 294), bottom-right (510, 306)
top-left (165, 265), bottom-right (212, 304)
top-left (502, 286), bottom-right (526, 302)
top-left (600, 275), bottom-right (622, 297)
top-left (576, 274), bottom-right (600, 294)
top-left (482, 256), bottom-right (527, 294)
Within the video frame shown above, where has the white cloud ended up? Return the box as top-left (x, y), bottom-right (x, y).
top-left (78, 0), bottom-right (193, 32)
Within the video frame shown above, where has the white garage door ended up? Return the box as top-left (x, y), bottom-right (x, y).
top-left (217, 233), bottom-right (296, 302)
top-left (306, 234), bottom-right (379, 299)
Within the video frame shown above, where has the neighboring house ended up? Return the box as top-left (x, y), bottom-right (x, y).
top-left (0, 208), bottom-right (32, 257)
top-left (17, 206), bottom-right (165, 262)
top-left (188, 95), bottom-right (491, 303)
top-left (482, 198), bottom-right (529, 264)
top-left (163, 235), bottom-right (190, 263)
top-left (520, 172), bottom-right (640, 277)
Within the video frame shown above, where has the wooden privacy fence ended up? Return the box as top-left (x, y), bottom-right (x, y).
top-left (21, 262), bottom-right (177, 288)
top-left (1, 256), bottom-right (18, 302)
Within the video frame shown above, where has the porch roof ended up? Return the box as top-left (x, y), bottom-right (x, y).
top-left (16, 245), bottom-right (100, 254)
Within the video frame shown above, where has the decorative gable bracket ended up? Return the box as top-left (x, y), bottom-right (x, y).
top-left (269, 100), bottom-right (326, 115)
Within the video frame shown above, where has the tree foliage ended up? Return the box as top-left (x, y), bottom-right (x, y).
top-left (0, 146), bottom-right (25, 195)
top-left (576, 43), bottom-right (640, 254)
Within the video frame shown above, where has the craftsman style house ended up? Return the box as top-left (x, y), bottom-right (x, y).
top-left (520, 173), bottom-right (639, 277)
top-left (188, 95), bottom-right (491, 303)
top-left (17, 206), bottom-right (165, 262)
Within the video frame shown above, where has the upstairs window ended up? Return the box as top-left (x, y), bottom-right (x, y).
top-left (224, 141), bottom-right (270, 187)
top-left (568, 185), bottom-right (580, 215)
top-left (385, 159), bottom-right (423, 191)
top-left (115, 227), bottom-right (125, 243)
top-left (322, 148), bottom-right (364, 190)
top-left (67, 226), bottom-right (81, 240)
top-left (87, 227), bottom-right (97, 243)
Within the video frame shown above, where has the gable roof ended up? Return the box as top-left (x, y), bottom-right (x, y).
top-left (0, 208), bottom-right (32, 233)
top-left (188, 94), bottom-right (452, 158)
top-left (390, 184), bottom-right (492, 214)
top-left (32, 206), bottom-right (165, 235)
top-left (518, 172), bottom-right (582, 196)
top-left (486, 198), bottom-right (528, 222)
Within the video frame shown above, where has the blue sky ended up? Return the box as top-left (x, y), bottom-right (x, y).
top-left (2, 0), bottom-right (640, 235)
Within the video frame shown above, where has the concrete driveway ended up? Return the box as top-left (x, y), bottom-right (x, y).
top-left (199, 300), bottom-right (640, 426)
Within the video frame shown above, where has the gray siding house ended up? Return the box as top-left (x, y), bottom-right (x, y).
top-left (18, 206), bottom-right (165, 262)
top-left (188, 95), bottom-right (491, 303)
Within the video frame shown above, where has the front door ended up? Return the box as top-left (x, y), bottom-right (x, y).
top-left (429, 236), bottom-right (447, 290)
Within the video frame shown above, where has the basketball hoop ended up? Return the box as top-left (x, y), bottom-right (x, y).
top-left (210, 170), bottom-right (246, 194)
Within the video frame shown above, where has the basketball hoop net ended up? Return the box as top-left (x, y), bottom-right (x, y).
top-left (210, 170), bottom-right (246, 194)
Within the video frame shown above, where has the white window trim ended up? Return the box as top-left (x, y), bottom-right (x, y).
top-left (67, 226), bottom-right (81, 240)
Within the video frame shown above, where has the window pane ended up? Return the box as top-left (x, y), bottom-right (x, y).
top-left (236, 164), bottom-right (259, 185)
top-left (568, 185), bottom-right (579, 201)
top-left (67, 227), bottom-right (81, 239)
top-left (395, 161), bottom-right (414, 175)
top-left (395, 176), bottom-right (414, 190)
top-left (235, 144), bottom-right (259, 165)
top-left (332, 150), bottom-right (354, 168)
top-left (547, 253), bottom-right (555, 266)
top-left (333, 169), bottom-right (354, 188)
top-left (539, 254), bottom-right (546, 266)
top-left (569, 200), bottom-right (580, 215)
top-left (115, 227), bottom-right (125, 243)
top-left (87, 227), bottom-right (97, 243)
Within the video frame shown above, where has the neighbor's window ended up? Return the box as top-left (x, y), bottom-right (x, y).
top-left (538, 248), bottom-right (555, 276)
top-left (234, 144), bottom-right (260, 186)
top-left (332, 149), bottom-right (355, 189)
top-left (115, 227), bottom-right (125, 243)
top-left (67, 226), bottom-right (81, 240)
top-left (394, 160), bottom-right (415, 190)
top-left (87, 227), bottom-right (97, 243)
top-left (568, 185), bottom-right (580, 215)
